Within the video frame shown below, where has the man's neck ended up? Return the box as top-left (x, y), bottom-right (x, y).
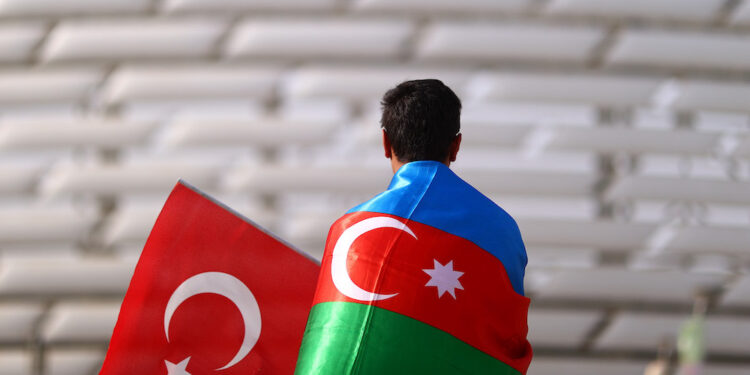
top-left (390, 158), bottom-right (450, 174)
top-left (390, 158), bottom-right (405, 174)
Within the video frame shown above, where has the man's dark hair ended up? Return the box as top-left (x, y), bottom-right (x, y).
top-left (381, 79), bottom-right (461, 163)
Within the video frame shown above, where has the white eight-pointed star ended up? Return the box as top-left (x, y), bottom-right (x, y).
top-left (423, 259), bottom-right (464, 299)
top-left (165, 357), bottom-right (191, 375)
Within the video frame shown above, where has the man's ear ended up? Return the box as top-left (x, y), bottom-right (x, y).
top-left (449, 134), bottom-right (461, 162)
top-left (382, 129), bottom-right (392, 159)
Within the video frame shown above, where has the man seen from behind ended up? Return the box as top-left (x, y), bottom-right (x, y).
top-left (295, 79), bottom-right (533, 374)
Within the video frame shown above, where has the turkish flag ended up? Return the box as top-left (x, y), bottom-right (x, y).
top-left (100, 181), bottom-right (320, 375)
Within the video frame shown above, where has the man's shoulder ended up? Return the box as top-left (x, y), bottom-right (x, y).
top-left (332, 162), bottom-right (528, 295)
top-left (428, 165), bottom-right (520, 228)
top-left (343, 162), bottom-right (520, 237)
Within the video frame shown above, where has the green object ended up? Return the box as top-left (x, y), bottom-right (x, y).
top-left (295, 302), bottom-right (521, 375)
top-left (677, 315), bottom-right (705, 365)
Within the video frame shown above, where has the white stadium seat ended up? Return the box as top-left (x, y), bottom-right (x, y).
top-left (547, 126), bottom-right (721, 155)
top-left (463, 102), bottom-right (597, 126)
top-left (527, 309), bottom-right (601, 348)
top-left (673, 80), bottom-right (750, 113)
top-left (607, 176), bottom-right (750, 205)
top-left (455, 150), bottom-right (597, 195)
top-left (282, 66), bottom-right (470, 101)
top-left (706, 367), bottom-right (750, 375)
top-left (694, 111), bottom-right (750, 132)
top-left (0, 0), bottom-right (150, 15)
top-left (703, 203), bottom-right (750, 227)
top-left (632, 155), bottom-right (735, 179)
top-left (544, 0), bottom-right (725, 21)
top-left (223, 164), bottom-right (392, 194)
top-left (466, 73), bottom-right (662, 107)
top-left (0, 303), bottom-right (42, 342)
top-left (731, 0), bottom-right (750, 25)
top-left (46, 349), bottom-right (104, 375)
top-left (734, 136), bottom-right (750, 158)
top-left (99, 196), bottom-right (166, 247)
top-left (664, 226), bottom-right (750, 256)
top-left (101, 194), bottom-right (274, 246)
top-left (0, 200), bottom-right (97, 243)
top-left (40, 18), bottom-right (227, 62)
top-left (0, 245), bottom-right (80, 261)
top-left (0, 351), bottom-right (30, 375)
top-left (606, 154), bottom-right (749, 206)
top-left (721, 275), bottom-right (750, 307)
top-left (597, 312), bottom-right (750, 356)
top-left (0, 119), bottom-right (155, 150)
top-left (459, 169), bottom-right (596, 196)
top-left (225, 19), bottom-right (414, 59)
top-left (0, 23), bottom-right (46, 63)
top-left (498, 197), bottom-right (596, 220)
top-left (0, 258), bottom-right (135, 296)
top-left (38, 155), bottom-right (227, 197)
top-left (517, 219), bottom-right (656, 250)
top-left (525, 247), bottom-right (599, 269)
top-left (0, 68), bottom-right (102, 105)
top-left (529, 267), bottom-right (728, 302)
top-left (163, 0), bottom-right (336, 12)
top-left (607, 29), bottom-right (750, 71)
top-left (352, 0), bottom-right (531, 13)
top-left (160, 118), bottom-right (339, 149)
top-left (417, 22), bottom-right (604, 62)
top-left (441, 122), bottom-right (531, 149)
top-left (42, 302), bottom-right (121, 343)
top-left (102, 65), bottom-right (281, 105)
top-left (528, 358), bottom-right (646, 375)
top-left (276, 99), bottom-right (350, 123)
top-left (0, 161), bottom-right (43, 194)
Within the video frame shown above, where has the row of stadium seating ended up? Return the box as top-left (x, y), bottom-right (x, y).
top-left (2, 0), bottom-right (750, 373)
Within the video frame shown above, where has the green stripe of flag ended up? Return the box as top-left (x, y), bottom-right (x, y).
top-left (295, 302), bottom-right (521, 375)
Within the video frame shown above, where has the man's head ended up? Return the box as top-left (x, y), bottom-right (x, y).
top-left (380, 79), bottom-right (462, 171)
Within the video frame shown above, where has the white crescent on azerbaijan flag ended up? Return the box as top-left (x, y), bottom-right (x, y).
top-left (295, 161), bottom-right (533, 374)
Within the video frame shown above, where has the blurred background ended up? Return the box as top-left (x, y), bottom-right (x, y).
top-left (0, 0), bottom-right (749, 374)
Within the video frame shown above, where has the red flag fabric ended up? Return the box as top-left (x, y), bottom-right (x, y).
top-left (100, 181), bottom-right (319, 375)
top-left (307, 211), bottom-right (530, 373)
top-left (296, 161), bottom-right (531, 374)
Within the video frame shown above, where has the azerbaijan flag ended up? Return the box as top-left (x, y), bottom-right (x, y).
top-left (295, 161), bottom-right (533, 374)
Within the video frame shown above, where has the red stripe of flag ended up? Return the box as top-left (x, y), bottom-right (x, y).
top-left (313, 211), bottom-right (533, 373)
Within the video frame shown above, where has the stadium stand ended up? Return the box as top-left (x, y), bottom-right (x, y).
top-left (0, 0), bottom-right (749, 374)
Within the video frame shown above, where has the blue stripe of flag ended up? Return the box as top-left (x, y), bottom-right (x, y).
top-left (348, 161), bottom-right (528, 296)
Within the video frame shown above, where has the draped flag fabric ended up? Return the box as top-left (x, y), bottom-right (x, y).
top-left (100, 181), bottom-right (320, 375)
top-left (296, 161), bottom-right (533, 374)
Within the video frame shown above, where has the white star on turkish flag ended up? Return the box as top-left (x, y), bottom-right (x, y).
top-left (423, 259), bottom-right (464, 299)
top-left (165, 357), bottom-right (191, 375)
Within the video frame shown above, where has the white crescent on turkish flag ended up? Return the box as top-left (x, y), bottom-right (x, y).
top-left (100, 181), bottom-right (320, 375)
